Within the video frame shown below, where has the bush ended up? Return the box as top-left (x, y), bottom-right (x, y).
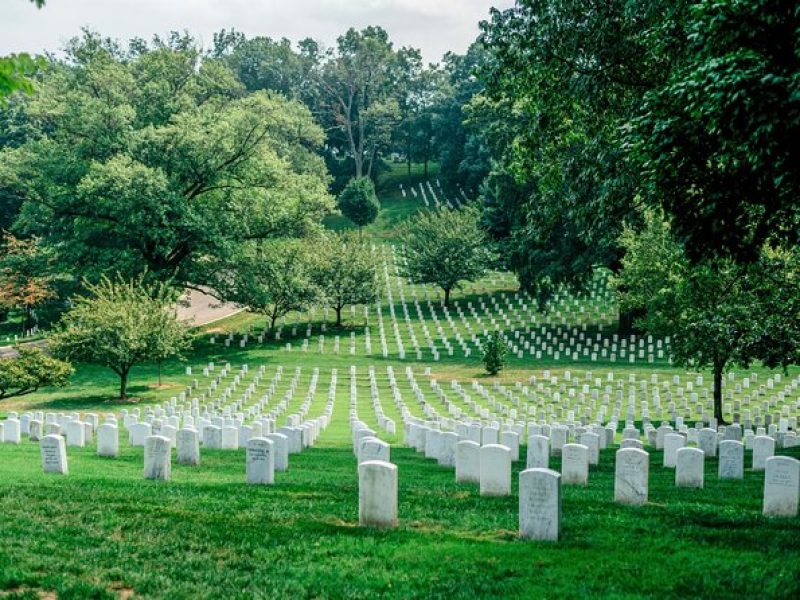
top-left (482, 332), bottom-right (507, 375)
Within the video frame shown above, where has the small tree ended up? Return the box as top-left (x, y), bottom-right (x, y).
top-left (615, 215), bottom-right (800, 424)
top-left (220, 240), bottom-right (316, 333)
top-left (0, 347), bottom-right (72, 400)
top-left (399, 207), bottom-right (493, 305)
top-left (51, 275), bottom-right (192, 401)
top-left (311, 232), bottom-right (378, 327)
top-left (0, 234), bottom-right (58, 334)
top-left (338, 177), bottom-right (380, 231)
top-left (483, 331), bottom-right (507, 376)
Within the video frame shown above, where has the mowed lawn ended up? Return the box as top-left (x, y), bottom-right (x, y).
top-left (1, 412), bottom-right (799, 599)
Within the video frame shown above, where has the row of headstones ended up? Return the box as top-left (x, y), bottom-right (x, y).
top-left (355, 444), bottom-right (799, 539)
top-left (39, 431), bottom-right (292, 485)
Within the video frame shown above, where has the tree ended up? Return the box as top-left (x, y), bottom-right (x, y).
top-left (0, 347), bottom-right (71, 401)
top-left (476, 0), bottom-right (692, 306)
top-left (0, 234), bottom-right (58, 333)
top-left (217, 240), bottom-right (316, 333)
top-left (337, 178), bottom-right (380, 230)
top-left (0, 31), bottom-right (333, 289)
top-left (398, 207), bottom-right (494, 306)
top-left (483, 332), bottom-right (507, 376)
top-left (311, 232), bottom-right (378, 327)
top-left (630, 0), bottom-right (800, 264)
top-left (50, 275), bottom-right (192, 400)
top-left (615, 215), bottom-right (800, 424)
top-left (315, 27), bottom-right (402, 179)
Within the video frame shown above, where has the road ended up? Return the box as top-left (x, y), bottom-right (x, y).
top-left (0, 287), bottom-right (242, 358)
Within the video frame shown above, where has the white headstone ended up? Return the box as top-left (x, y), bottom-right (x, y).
top-left (663, 433), bottom-right (685, 468)
top-left (763, 456), bottom-right (799, 517)
top-left (266, 433), bottom-right (289, 471)
top-left (359, 460), bottom-right (398, 528)
top-left (144, 435), bottom-right (172, 481)
top-left (96, 423), bottom-right (119, 458)
top-left (718, 440), bottom-right (744, 480)
top-left (519, 468), bottom-right (561, 541)
top-left (675, 447), bottom-right (704, 488)
top-left (752, 435), bottom-right (775, 471)
top-left (40, 434), bottom-right (68, 475)
top-left (177, 428), bottom-right (201, 466)
top-left (614, 448), bottom-right (649, 505)
top-left (561, 443), bottom-right (589, 486)
top-left (480, 444), bottom-right (511, 496)
top-left (526, 435), bottom-right (549, 470)
top-left (246, 437), bottom-right (275, 485)
top-left (456, 440), bottom-right (481, 483)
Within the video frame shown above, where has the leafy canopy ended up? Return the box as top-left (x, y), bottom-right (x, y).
top-left (337, 178), bottom-right (380, 228)
top-left (50, 274), bottom-right (192, 400)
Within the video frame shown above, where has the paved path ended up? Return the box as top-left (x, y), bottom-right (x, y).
top-left (0, 287), bottom-right (242, 358)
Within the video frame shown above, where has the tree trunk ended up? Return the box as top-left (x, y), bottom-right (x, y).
top-left (424, 158), bottom-right (428, 176)
top-left (158, 361), bottom-right (162, 387)
top-left (444, 287), bottom-right (451, 307)
top-left (119, 369), bottom-right (130, 401)
top-left (713, 362), bottom-right (726, 425)
top-left (269, 313), bottom-right (278, 333)
top-left (336, 306), bottom-right (343, 327)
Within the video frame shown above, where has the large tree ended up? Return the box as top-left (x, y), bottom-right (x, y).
top-left (0, 32), bottom-right (333, 288)
top-left (315, 27), bottom-right (402, 180)
top-left (337, 177), bottom-right (380, 230)
top-left (615, 215), bottom-right (800, 424)
top-left (51, 275), bottom-right (192, 400)
top-left (476, 0), bottom-right (692, 304)
top-left (630, 0), bottom-right (800, 263)
top-left (398, 207), bottom-right (494, 306)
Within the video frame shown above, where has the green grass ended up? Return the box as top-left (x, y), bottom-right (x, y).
top-left (1, 435), bottom-right (798, 599)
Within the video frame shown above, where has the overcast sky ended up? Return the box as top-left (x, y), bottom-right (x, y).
top-left (2, 0), bottom-right (515, 64)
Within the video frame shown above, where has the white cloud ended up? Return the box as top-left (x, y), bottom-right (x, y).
top-left (0, 0), bottom-right (515, 63)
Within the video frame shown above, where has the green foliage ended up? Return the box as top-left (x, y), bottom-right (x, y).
top-left (399, 207), bottom-right (494, 305)
top-left (0, 32), bottom-right (333, 288)
top-left (0, 54), bottom-right (40, 102)
top-left (337, 178), bottom-right (380, 228)
top-left (630, 0), bottom-right (800, 263)
top-left (615, 215), bottom-right (800, 420)
top-left (217, 240), bottom-right (316, 332)
top-left (311, 232), bottom-right (378, 326)
top-left (476, 0), bottom-right (692, 298)
top-left (50, 275), bottom-right (192, 400)
top-left (0, 347), bottom-right (71, 400)
top-left (482, 332), bottom-right (507, 375)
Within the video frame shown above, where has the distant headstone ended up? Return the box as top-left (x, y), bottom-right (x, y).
top-left (203, 425), bottom-right (222, 449)
top-left (698, 428), bottom-right (717, 458)
top-left (65, 420), bottom-right (85, 448)
top-left (519, 468), bottom-right (561, 541)
top-left (359, 437), bottom-right (391, 464)
top-left (28, 420), bottom-right (43, 442)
